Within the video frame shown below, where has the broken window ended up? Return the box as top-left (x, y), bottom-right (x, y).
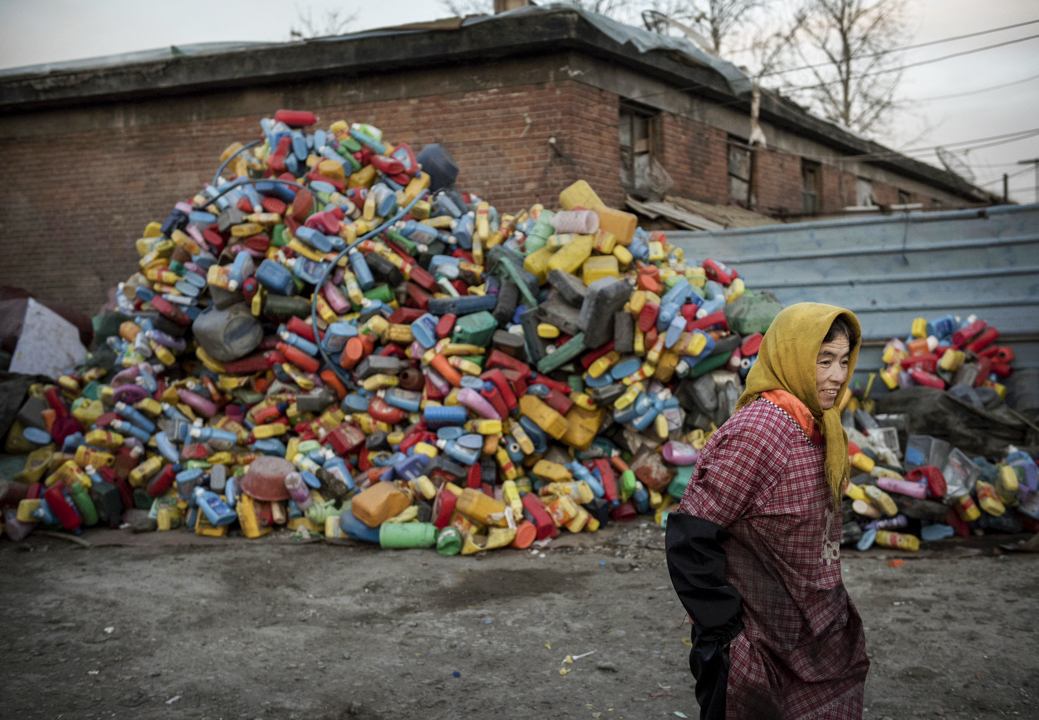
top-left (619, 103), bottom-right (659, 197)
top-left (801, 160), bottom-right (821, 213)
top-left (728, 137), bottom-right (752, 206)
top-left (856, 177), bottom-right (876, 207)
top-left (897, 189), bottom-right (911, 205)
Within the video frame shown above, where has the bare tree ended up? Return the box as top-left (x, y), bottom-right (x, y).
top-left (439, 0), bottom-right (631, 20)
top-left (650, 0), bottom-right (764, 55)
top-left (439, 0), bottom-right (492, 16)
top-left (290, 5), bottom-right (359, 39)
top-left (773, 0), bottom-right (910, 135)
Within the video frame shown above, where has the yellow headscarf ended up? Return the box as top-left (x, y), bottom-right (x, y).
top-left (735, 302), bottom-right (861, 507)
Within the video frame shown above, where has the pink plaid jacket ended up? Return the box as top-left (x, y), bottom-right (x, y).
top-left (679, 398), bottom-right (869, 719)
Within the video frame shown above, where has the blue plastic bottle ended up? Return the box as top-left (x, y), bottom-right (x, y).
top-left (114, 401), bottom-right (156, 434)
top-left (296, 226), bottom-right (334, 254)
top-left (324, 457), bottom-right (356, 493)
top-left (569, 462), bottom-right (605, 498)
top-left (257, 259), bottom-right (297, 296)
top-left (154, 431), bottom-right (180, 463)
top-left (278, 325), bottom-right (319, 356)
top-left (348, 249), bottom-right (374, 290)
top-left (424, 406), bottom-right (469, 427)
top-left (194, 486), bottom-right (237, 526)
top-left (110, 419), bottom-right (151, 444)
top-left (229, 251), bottom-right (255, 291)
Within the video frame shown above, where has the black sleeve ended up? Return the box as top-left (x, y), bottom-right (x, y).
top-left (665, 512), bottom-right (744, 645)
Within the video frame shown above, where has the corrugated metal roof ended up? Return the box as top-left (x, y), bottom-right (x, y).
top-left (667, 203), bottom-right (1039, 391)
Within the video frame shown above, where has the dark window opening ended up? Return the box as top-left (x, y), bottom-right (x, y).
top-left (728, 136), bottom-right (752, 207)
top-left (897, 189), bottom-right (911, 205)
top-left (856, 177), bottom-right (876, 207)
top-left (801, 160), bottom-right (821, 213)
top-left (619, 103), bottom-right (659, 197)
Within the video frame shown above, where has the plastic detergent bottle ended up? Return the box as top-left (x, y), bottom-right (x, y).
top-left (193, 486), bottom-right (237, 526)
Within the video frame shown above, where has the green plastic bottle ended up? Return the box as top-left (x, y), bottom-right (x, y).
top-left (68, 481), bottom-right (98, 526)
top-left (380, 522), bottom-right (437, 549)
top-left (436, 526), bottom-right (463, 556)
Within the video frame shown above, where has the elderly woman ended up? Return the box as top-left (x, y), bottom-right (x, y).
top-left (666, 303), bottom-right (870, 720)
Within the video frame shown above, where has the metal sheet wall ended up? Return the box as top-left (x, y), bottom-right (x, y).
top-left (667, 204), bottom-right (1039, 391)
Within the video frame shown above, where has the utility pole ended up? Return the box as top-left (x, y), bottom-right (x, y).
top-left (1018, 159), bottom-right (1039, 204)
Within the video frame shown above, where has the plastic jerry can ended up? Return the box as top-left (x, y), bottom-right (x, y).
top-left (340, 507), bottom-right (381, 542)
top-left (559, 180), bottom-right (604, 210)
top-left (456, 488), bottom-right (508, 527)
top-left (594, 207), bottom-right (637, 246)
top-left (351, 482), bottom-right (412, 528)
top-left (89, 480), bottom-right (123, 527)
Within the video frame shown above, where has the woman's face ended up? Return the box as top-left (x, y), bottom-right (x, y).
top-left (816, 334), bottom-right (851, 410)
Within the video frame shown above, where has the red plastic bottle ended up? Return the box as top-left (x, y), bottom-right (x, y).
top-left (43, 483), bottom-right (82, 532)
top-left (480, 369), bottom-right (518, 412)
top-left (522, 493), bottom-right (558, 540)
top-left (952, 319), bottom-right (986, 348)
top-left (967, 327), bottom-right (999, 353)
top-left (480, 383), bottom-right (510, 420)
top-left (274, 109), bottom-right (317, 127)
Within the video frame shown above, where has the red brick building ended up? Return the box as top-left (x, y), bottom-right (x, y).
top-left (0, 6), bottom-right (994, 313)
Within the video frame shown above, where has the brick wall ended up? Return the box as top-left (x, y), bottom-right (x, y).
top-left (753, 147), bottom-right (803, 215)
top-left (658, 113), bottom-right (728, 204)
top-left (0, 79), bottom-right (626, 313)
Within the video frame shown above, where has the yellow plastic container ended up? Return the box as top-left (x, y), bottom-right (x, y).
top-left (864, 485), bottom-right (897, 516)
top-left (875, 530), bottom-right (920, 551)
top-left (595, 207), bottom-right (637, 246)
top-left (911, 318), bottom-right (928, 338)
top-left (593, 229), bottom-right (617, 254)
top-left (851, 452), bottom-right (875, 473)
top-left (561, 405), bottom-right (605, 451)
top-left (612, 244), bottom-right (633, 267)
top-left (975, 481), bottom-right (1006, 516)
top-left (351, 482), bottom-right (412, 528)
top-left (47, 460), bottom-right (89, 489)
top-left (547, 234), bottom-right (593, 275)
top-left (519, 396), bottom-right (569, 440)
top-left (532, 460), bottom-right (572, 483)
top-left (559, 180), bottom-right (604, 211)
top-left (75, 445), bottom-right (114, 469)
top-left (17, 498), bottom-right (41, 523)
top-left (541, 481), bottom-right (593, 504)
top-left (129, 456), bottom-right (164, 488)
top-left (85, 429), bottom-right (124, 450)
top-left (998, 465), bottom-right (1019, 494)
top-left (582, 255), bottom-right (620, 285)
top-left (523, 245), bottom-right (555, 283)
top-left (456, 488), bottom-right (508, 527)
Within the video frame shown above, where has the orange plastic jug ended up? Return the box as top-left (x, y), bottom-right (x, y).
top-left (351, 482), bottom-right (412, 528)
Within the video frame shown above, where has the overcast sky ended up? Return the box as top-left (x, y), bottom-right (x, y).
top-left (1, 0), bottom-right (1037, 202)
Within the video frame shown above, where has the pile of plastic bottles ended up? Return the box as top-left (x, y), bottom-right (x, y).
top-left (0, 110), bottom-right (780, 553)
top-left (837, 404), bottom-right (1039, 552)
top-left (878, 315), bottom-right (1014, 396)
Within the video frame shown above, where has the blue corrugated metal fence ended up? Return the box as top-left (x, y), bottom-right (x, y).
top-left (668, 204), bottom-right (1039, 391)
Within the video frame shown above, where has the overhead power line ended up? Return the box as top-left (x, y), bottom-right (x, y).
top-left (724, 17), bottom-right (1039, 57)
top-left (770, 32), bottom-right (1039, 85)
top-left (979, 165), bottom-right (1033, 187)
top-left (916, 72), bottom-right (1039, 102)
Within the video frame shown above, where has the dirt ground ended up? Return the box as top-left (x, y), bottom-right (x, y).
top-left (1, 520), bottom-right (1037, 720)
